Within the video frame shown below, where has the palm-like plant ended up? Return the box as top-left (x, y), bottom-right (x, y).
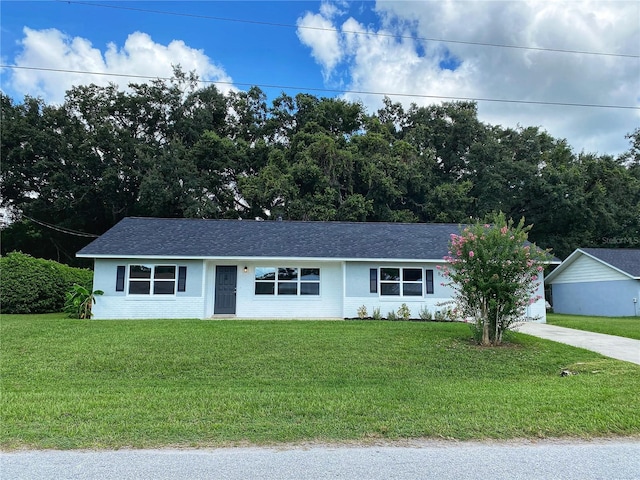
top-left (64, 284), bottom-right (104, 319)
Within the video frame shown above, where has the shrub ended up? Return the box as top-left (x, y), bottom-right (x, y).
top-left (397, 303), bottom-right (411, 321)
top-left (0, 252), bottom-right (93, 314)
top-left (386, 310), bottom-right (397, 321)
top-left (418, 306), bottom-right (433, 321)
top-left (357, 305), bottom-right (368, 319)
top-left (440, 213), bottom-right (551, 345)
top-left (372, 307), bottom-right (382, 320)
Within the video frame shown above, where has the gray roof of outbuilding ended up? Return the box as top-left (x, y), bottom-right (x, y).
top-left (580, 248), bottom-right (640, 278)
top-left (77, 217), bottom-right (464, 260)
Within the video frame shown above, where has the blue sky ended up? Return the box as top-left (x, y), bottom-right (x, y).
top-left (1, 1), bottom-right (639, 156)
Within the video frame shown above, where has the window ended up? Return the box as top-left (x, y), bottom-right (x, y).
top-left (378, 267), bottom-right (429, 297)
top-left (380, 268), bottom-right (401, 296)
top-left (255, 267), bottom-right (320, 296)
top-left (127, 265), bottom-right (178, 295)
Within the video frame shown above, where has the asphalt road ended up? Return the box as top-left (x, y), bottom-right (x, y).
top-left (2, 439), bottom-right (639, 480)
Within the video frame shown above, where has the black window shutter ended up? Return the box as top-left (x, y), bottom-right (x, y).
top-left (369, 268), bottom-right (377, 293)
top-left (116, 265), bottom-right (125, 292)
top-left (177, 266), bottom-right (187, 292)
top-left (426, 269), bottom-right (434, 294)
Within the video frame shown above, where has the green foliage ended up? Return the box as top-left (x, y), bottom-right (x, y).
top-left (2, 80), bottom-right (639, 262)
top-left (441, 213), bottom-right (552, 346)
top-left (386, 310), bottom-right (398, 321)
top-left (357, 305), bottom-right (368, 319)
top-left (433, 309), bottom-right (455, 322)
top-left (418, 306), bottom-right (433, 321)
top-left (0, 252), bottom-right (92, 314)
top-left (372, 307), bottom-right (382, 320)
top-left (64, 284), bottom-right (103, 319)
top-left (397, 303), bottom-right (411, 321)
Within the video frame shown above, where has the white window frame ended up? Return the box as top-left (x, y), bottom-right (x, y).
top-left (127, 264), bottom-right (177, 296)
top-left (254, 267), bottom-right (321, 296)
top-left (379, 267), bottom-right (424, 297)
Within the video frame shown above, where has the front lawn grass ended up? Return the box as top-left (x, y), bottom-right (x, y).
top-left (2, 315), bottom-right (639, 449)
top-left (547, 313), bottom-right (640, 340)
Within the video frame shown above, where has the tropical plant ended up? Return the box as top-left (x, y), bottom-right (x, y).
top-left (64, 284), bottom-right (103, 319)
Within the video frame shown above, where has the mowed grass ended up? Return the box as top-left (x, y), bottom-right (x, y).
top-left (547, 313), bottom-right (640, 340)
top-left (2, 314), bottom-right (639, 449)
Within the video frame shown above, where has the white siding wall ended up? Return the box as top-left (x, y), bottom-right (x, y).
top-left (93, 296), bottom-right (206, 319)
top-left (90, 257), bottom-right (548, 322)
top-left (342, 261), bottom-right (454, 319)
top-left (91, 259), bottom-right (205, 319)
top-left (552, 254), bottom-right (629, 283)
top-left (228, 261), bottom-right (344, 319)
top-left (343, 262), bottom-right (547, 322)
top-left (528, 272), bottom-right (547, 322)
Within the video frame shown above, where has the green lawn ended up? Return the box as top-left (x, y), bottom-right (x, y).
top-left (547, 314), bottom-right (640, 340)
top-left (2, 314), bottom-right (639, 449)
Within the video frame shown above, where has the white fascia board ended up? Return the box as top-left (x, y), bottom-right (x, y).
top-left (77, 254), bottom-right (447, 263)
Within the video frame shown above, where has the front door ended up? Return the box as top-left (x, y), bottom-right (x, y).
top-left (214, 266), bottom-right (237, 314)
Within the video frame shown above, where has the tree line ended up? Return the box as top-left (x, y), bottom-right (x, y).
top-left (2, 69), bottom-right (639, 264)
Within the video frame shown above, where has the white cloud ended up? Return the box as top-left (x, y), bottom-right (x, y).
top-left (298, 1), bottom-right (640, 155)
top-left (8, 27), bottom-right (234, 104)
top-left (296, 9), bottom-right (343, 79)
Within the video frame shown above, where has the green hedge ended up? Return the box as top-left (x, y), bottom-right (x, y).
top-left (0, 252), bottom-right (93, 314)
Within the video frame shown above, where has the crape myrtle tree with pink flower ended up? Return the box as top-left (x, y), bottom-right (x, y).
top-left (440, 212), bottom-right (551, 346)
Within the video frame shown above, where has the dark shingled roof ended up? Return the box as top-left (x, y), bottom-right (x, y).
top-left (580, 248), bottom-right (640, 278)
top-left (77, 217), bottom-right (465, 260)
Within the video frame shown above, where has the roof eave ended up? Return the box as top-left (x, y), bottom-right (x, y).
top-left (77, 253), bottom-right (449, 263)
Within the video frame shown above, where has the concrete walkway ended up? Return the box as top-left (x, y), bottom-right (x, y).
top-left (517, 322), bottom-right (640, 365)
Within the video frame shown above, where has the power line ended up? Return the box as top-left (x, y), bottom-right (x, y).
top-left (3, 64), bottom-right (639, 111)
top-left (57, 0), bottom-right (639, 59)
top-left (22, 215), bottom-right (99, 238)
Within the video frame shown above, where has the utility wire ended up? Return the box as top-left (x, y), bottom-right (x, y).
top-left (57, 0), bottom-right (639, 59)
top-left (3, 64), bottom-right (639, 111)
top-left (22, 215), bottom-right (99, 238)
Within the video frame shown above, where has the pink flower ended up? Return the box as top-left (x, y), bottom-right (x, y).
top-left (500, 226), bottom-right (508, 235)
top-left (469, 251), bottom-right (475, 258)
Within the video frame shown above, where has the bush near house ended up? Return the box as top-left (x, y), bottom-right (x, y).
top-left (0, 252), bottom-right (93, 314)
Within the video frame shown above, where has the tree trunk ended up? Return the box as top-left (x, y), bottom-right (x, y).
top-left (482, 304), bottom-right (490, 346)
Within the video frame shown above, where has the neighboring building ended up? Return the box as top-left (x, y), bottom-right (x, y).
top-left (546, 248), bottom-right (640, 317)
top-left (77, 217), bottom-right (547, 321)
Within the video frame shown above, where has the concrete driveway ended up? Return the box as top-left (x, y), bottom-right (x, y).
top-left (517, 323), bottom-right (640, 365)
